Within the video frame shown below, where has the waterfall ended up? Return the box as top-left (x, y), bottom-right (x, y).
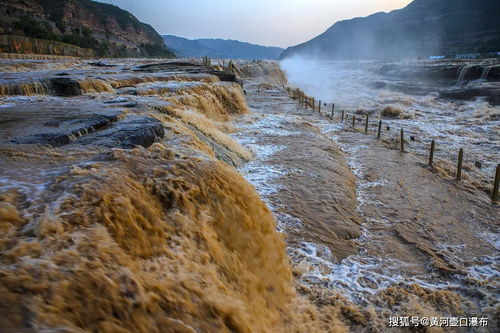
top-left (480, 66), bottom-right (493, 80)
top-left (457, 65), bottom-right (471, 86)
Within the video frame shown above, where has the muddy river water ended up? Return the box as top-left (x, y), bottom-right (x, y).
top-left (0, 57), bottom-right (498, 332)
top-left (234, 62), bottom-right (499, 330)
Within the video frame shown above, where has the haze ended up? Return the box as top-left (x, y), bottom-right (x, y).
top-left (98, 0), bottom-right (413, 48)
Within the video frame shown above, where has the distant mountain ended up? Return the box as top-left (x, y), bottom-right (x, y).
top-left (163, 35), bottom-right (283, 60)
top-left (163, 35), bottom-right (221, 58)
top-left (0, 0), bottom-right (175, 58)
top-left (281, 0), bottom-right (500, 60)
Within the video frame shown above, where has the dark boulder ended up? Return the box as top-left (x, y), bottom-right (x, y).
top-left (75, 115), bottom-right (165, 148)
top-left (89, 61), bottom-right (116, 67)
top-left (118, 116), bottom-right (164, 148)
top-left (206, 70), bottom-right (238, 83)
top-left (48, 78), bottom-right (82, 96)
top-left (487, 66), bottom-right (500, 81)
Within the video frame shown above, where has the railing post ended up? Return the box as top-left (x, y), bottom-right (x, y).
top-left (377, 120), bottom-right (382, 139)
top-left (318, 100), bottom-right (321, 113)
top-left (429, 140), bottom-right (435, 166)
top-left (365, 115), bottom-right (369, 133)
top-left (341, 110), bottom-right (345, 122)
top-left (456, 148), bottom-right (464, 180)
top-left (400, 129), bottom-right (405, 152)
top-left (331, 103), bottom-right (335, 118)
top-left (352, 115), bottom-right (356, 127)
top-left (492, 164), bottom-right (500, 204)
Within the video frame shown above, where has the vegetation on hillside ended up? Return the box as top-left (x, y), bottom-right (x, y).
top-left (3, 0), bottom-right (175, 58)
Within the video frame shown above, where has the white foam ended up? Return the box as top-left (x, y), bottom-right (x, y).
top-left (235, 113), bottom-right (303, 137)
top-left (0, 177), bottom-right (50, 200)
top-left (246, 144), bottom-right (285, 159)
top-left (241, 164), bottom-right (286, 196)
top-left (479, 232), bottom-right (500, 251)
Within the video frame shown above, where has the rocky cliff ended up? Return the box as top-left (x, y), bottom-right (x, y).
top-left (281, 0), bottom-right (500, 60)
top-left (0, 0), bottom-right (175, 58)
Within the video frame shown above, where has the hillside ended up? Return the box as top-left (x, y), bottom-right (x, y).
top-left (0, 0), bottom-right (175, 58)
top-left (163, 35), bottom-right (283, 60)
top-left (281, 0), bottom-right (500, 60)
top-left (163, 35), bottom-right (219, 58)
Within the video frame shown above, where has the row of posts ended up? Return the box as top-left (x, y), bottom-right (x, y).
top-left (201, 57), bottom-right (233, 73)
top-left (287, 87), bottom-right (500, 205)
top-left (201, 56), bottom-right (211, 66)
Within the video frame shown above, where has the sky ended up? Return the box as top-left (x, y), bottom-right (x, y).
top-left (99, 0), bottom-right (413, 48)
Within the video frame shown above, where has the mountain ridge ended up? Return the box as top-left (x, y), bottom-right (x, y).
top-left (163, 35), bottom-right (283, 60)
top-left (281, 0), bottom-right (500, 60)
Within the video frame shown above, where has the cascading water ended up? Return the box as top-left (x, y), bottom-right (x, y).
top-left (457, 65), bottom-right (472, 86)
top-left (480, 65), bottom-right (493, 81)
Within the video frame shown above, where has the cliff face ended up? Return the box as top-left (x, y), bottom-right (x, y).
top-left (281, 0), bottom-right (500, 60)
top-left (0, 0), bottom-right (175, 58)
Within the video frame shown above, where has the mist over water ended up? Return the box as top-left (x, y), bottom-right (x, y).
top-left (281, 57), bottom-right (383, 107)
top-left (281, 57), bottom-right (500, 175)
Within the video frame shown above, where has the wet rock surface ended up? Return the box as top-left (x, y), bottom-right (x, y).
top-left (0, 60), bottom-right (244, 150)
top-left (76, 115), bottom-right (165, 148)
top-left (1, 103), bottom-right (123, 145)
top-left (376, 63), bottom-right (500, 85)
top-left (439, 85), bottom-right (500, 105)
top-left (9, 110), bottom-right (165, 149)
top-left (47, 77), bottom-right (84, 96)
top-left (134, 61), bottom-right (239, 83)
